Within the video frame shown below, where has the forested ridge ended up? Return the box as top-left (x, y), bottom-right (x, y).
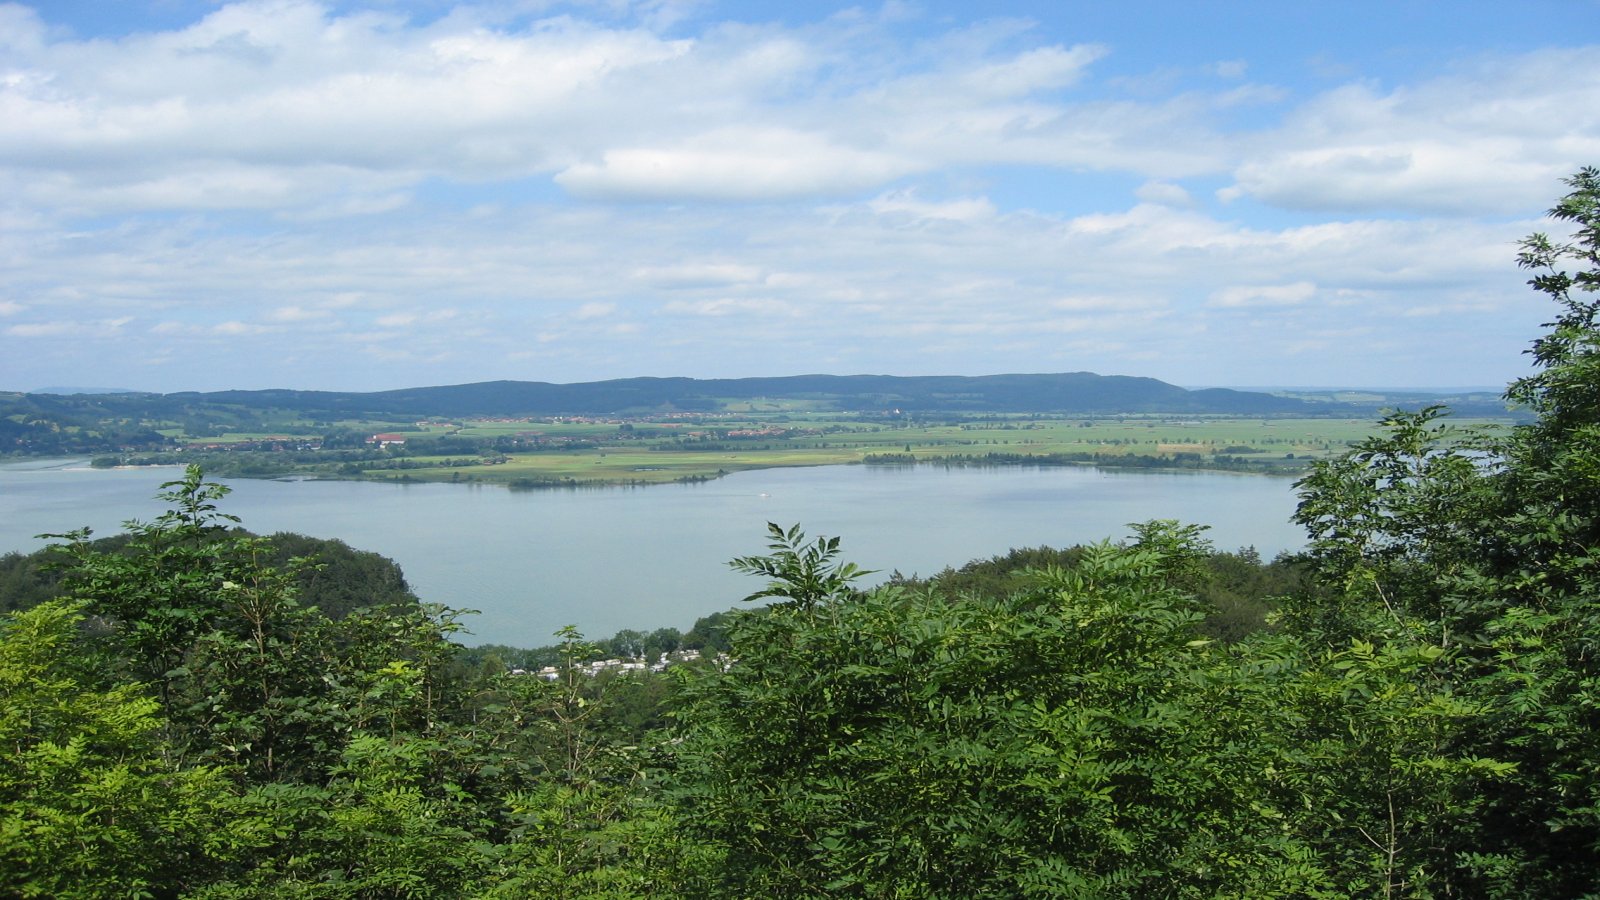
top-left (0, 371), bottom-right (1512, 460)
top-left (3, 170), bottom-right (1600, 897)
top-left (4, 371), bottom-right (1316, 427)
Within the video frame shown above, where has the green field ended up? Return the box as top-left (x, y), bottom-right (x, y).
top-left (96, 408), bottom-right (1512, 487)
top-left (327, 414), bottom-right (1510, 487)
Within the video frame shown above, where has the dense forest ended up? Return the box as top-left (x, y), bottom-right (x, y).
top-left (3, 169), bottom-right (1599, 897)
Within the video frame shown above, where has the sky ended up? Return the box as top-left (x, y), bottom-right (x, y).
top-left (3, 1), bottom-right (1599, 394)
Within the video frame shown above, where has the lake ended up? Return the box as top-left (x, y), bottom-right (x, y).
top-left (0, 459), bottom-right (1308, 647)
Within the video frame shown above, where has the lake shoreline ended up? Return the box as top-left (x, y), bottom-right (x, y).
top-left (4, 449), bottom-right (1305, 492)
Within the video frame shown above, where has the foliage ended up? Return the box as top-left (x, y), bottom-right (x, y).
top-left (894, 540), bottom-right (1311, 642)
top-left (195, 736), bottom-right (498, 899)
top-left (671, 523), bottom-right (1325, 897)
top-left (2, 468), bottom-right (694, 896)
top-left (1285, 167), bottom-right (1600, 896)
top-left (728, 521), bottom-right (876, 610)
top-left (0, 599), bottom-right (239, 898)
top-left (1, 529), bottom-right (418, 620)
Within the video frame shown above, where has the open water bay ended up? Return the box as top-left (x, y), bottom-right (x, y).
top-left (1, 459), bottom-right (1307, 647)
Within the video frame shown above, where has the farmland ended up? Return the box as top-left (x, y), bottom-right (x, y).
top-left (93, 411), bottom-right (1509, 487)
top-left (4, 374), bottom-right (1516, 486)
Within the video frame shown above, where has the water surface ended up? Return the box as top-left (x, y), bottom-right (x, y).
top-left (1, 460), bottom-right (1306, 646)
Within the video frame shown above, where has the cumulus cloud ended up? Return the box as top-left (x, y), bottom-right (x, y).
top-left (1227, 47), bottom-right (1600, 214)
top-left (0, 2), bottom-right (1215, 212)
top-left (0, 1), bottom-right (694, 212)
top-left (0, 3), bottom-right (1587, 393)
top-left (0, 1), bottom-right (1591, 223)
top-left (556, 128), bottom-right (913, 201)
top-left (10, 183), bottom-right (1531, 388)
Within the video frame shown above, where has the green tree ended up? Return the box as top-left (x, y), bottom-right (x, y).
top-left (43, 469), bottom-right (349, 779)
top-left (668, 523), bottom-right (1325, 897)
top-left (0, 599), bottom-right (241, 897)
top-left (1288, 167), bottom-right (1600, 896)
top-left (199, 735), bottom-right (497, 899)
top-left (8, 466), bottom-right (700, 895)
top-left (486, 627), bottom-right (712, 898)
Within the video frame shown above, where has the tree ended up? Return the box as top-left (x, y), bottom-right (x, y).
top-left (7, 466), bottom-right (698, 895)
top-left (1288, 168), bottom-right (1600, 896)
top-left (42, 467), bottom-right (349, 779)
top-left (0, 599), bottom-right (240, 897)
top-left (41, 467), bottom-right (471, 783)
top-left (669, 523), bottom-right (1327, 897)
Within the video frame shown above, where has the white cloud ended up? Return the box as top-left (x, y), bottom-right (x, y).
top-left (870, 190), bottom-right (996, 222)
top-left (1209, 282), bottom-right (1318, 308)
top-left (1133, 181), bottom-right (1194, 208)
top-left (954, 45), bottom-right (1104, 98)
top-left (1052, 295), bottom-right (1164, 312)
top-left (375, 308), bottom-right (458, 328)
top-left (1229, 48), bottom-right (1600, 214)
top-left (556, 127), bottom-right (913, 201)
top-left (0, 4), bottom-right (1586, 393)
top-left (0, 3), bottom-right (1225, 212)
top-left (150, 320), bottom-right (271, 336)
top-left (573, 302), bottom-right (616, 319)
top-left (632, 263), bottom-right (765, 288)
top-left (268, 305), bottom-right (331, 322)
top-left (6, 321), bottom-right (71, 337)
top-left (7, 316), bottom-right (131, 337)
top-left (0, 3), bottom-right (1590, 222)
top-left (9, 187), bottom-right (1532, 387)
top-left (660, 298), bottom-right (801, 317)
top-left (0, 1), bottom-right (695, 211)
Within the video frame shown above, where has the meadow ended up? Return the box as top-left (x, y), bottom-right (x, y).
top-left (311, 413), bottom-right (1509, 487)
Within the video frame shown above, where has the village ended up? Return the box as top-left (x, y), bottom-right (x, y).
top-left (513, 647), bottom-right (727, 681)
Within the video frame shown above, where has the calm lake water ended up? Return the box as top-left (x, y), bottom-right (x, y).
top-left (0, 459), bottom-right (1308, 647)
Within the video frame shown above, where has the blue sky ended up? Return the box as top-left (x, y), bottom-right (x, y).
top-left (3, 0), bottom-right (1598, 393)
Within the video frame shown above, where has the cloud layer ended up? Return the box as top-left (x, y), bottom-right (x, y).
top-left (2, 1), bottom-right (1596, 391)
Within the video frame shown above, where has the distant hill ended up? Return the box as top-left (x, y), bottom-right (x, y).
top-left (166, 373), bottom-right (1325, 417)
top-left (1263, 387), bottom-right (1514, 418)
top-left (3, 373), bottom-right (1522, 458)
